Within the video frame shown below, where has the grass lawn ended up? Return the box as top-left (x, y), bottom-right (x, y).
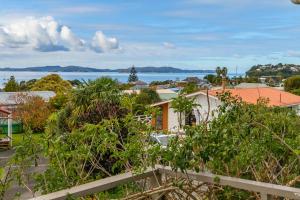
top-left (0, 133), bottom-right (43, 147)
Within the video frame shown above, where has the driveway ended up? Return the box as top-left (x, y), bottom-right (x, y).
top-left (0, 149), bottom-right (48, 200)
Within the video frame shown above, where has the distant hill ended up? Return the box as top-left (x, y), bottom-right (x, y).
top-left (0, 66), bottom-right (112, 72)
top-left (0, 66), bottom-right (215, 73)
top-left (117, 66), bottom-right (214, 73)
top-left (246, 63), bottom-right (300, 78)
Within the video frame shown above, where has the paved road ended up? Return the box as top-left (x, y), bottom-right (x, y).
top-left (0, 149), bottom-right (47, 200)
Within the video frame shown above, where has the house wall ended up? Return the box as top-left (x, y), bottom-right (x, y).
top-left (151, 103), bottom-right (169, 131)
top-left (166, 93), bottom-right (221, 131)
top-left (168, 105), bottom-right (179, 131)
top-left (193, 94), bottom-right (220, 122)
top-left (162, 103), bottom-right (169, 130)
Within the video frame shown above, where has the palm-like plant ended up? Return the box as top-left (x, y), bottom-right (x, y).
top-left (216, 67), bottom-right (228, 90)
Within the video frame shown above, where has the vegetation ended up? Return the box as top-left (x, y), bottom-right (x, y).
top-left (128, 65), bottom-right (138, 82)
top-left (158, 93), bottom-right (300, 198)
top-left (149, 80), bottom-right (174, 86)
top-left (14, 95), bottom-right (52, 132)
top-left (31, 74), bottom-right (72, 93)
top-left (3, 76), bottom-right (20, 92)
top-left (1, 75), bottom-right (300, 199)
top-left (284, 75), bottom-right (300, 95)
top-left (19, 79), bottom-right (37, 91)
top-left (246, 63), bottom-right (300, 78)
top-left (135, 88), bottom-right (161, 105)
top-left (68, 79), bottom-right (83, 87)
top-left (181, 82), bottom-right (198, 94)
top-left (171, 95), bottom-right (198, 129)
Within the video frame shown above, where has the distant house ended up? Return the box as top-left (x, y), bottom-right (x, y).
top-left (234, 83), bottom-right (268, 89)
top-left (0, 91), bottom-right (56, 111)
top-left (152, 87), bottom-right (300, 131)
top-left (130, 80), bottom-right (148, 90)
top-left (123, 89), bottom-right (177, 101)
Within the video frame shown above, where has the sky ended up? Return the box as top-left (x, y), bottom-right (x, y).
top-left (0, 0), bottom-right (300, 72)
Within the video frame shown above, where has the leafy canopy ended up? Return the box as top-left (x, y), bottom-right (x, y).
top-left (31, 74), bottom-right (72, 93)
top-left (4, 76), bottom-right (20, 92)
top-left (128, 65), bottom-right (138, 82)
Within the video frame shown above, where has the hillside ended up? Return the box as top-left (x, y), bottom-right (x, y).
top-left (0, 66), bottom-right (215, 73)
top-left (246, 63), bottom-right (300, 77)
top-left (0, 66), bottom-right (112, 72)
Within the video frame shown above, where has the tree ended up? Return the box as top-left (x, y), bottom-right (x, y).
top-left (159, 93), bottom-right (300, 198)
top-left (31, 74), bottom-right (73, 109)
top-left (14, 95), bottom-right (52, 132)
top-left (204, 74), bottom-right (217, 84)
top-left (181, 82), bottom-right (198, 94)
top-left (128, 65), bottom-right (138, 82)
top-left (216, 67), bottom-right (228, 89)
top-left (68, 79), bottom-right (82, 88)
top-left (136, 88), bottom-right (161, 105)
top-left (284, 75), bottom-right (300, 94)
top-left (19, 79), bottom-right (37, 91)
top-left (31, 74), bottom-right (72, 93)
top-left (4, 76), bottom-right (19, 92)
top-left (30, 77), bottom-right (150, 193)
top-left (170, 95), bottom-right (198, 129)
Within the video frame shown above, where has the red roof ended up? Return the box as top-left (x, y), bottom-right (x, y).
top-left (208, 88), bottom-right (300, 107)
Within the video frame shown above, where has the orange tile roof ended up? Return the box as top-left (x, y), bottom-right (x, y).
top-left (208, 88), bottom-right (300, 107)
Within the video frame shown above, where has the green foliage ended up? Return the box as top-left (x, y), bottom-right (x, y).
top-left (181, 82), bottom-right (198, 94)
top-left (171, 95), bottom-right (198, 129)
top-left (31, 74), bottom-right (72, 93)
top-left (15, 95), bottom-right (52, 132)
top-left (160, 92), bottom-right (300, 197)
top-left (246, 63), bottom-right (300, 78)
top-left (149, 80), bottom-right (174, 87)
top-left (68, 79), bottom-right (82, 87)
top-left (136, 88), bottom-right (161, 105)
top-left (31, 77), bottom-right (152, 194)
top-left (204, 74), bottom-right (219, 84)
top-left (4, 76), bottom-right (20, 92)
top-left (128, 65), bottom-right (138, 82)
top-left (216, 67), bottom-right (228, 78)
top-left (284, 75), bottom-right (300, 93)
top-left (19, 79), bottom-right (37, 91)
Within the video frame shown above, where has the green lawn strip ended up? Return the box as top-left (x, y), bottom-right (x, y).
top-left (0, 133), bottom-right (43, 147)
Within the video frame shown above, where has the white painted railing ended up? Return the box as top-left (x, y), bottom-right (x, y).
top-left (30, 165), bottom-right (300, 200)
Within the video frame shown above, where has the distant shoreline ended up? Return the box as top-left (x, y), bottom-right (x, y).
top-left (0, 66), bottom-right (215, 74)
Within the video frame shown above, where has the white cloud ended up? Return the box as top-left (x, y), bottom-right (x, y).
top-left (163, 42), bottom-right (176, 49)
top-left (286, 50), bottom-right (300, 57)
top-left (0, 16), bottom-right (118, 53)
top-left (91, 31), bottom-right (119, 53)
top-left (57, 6), bottom-right (114, 14)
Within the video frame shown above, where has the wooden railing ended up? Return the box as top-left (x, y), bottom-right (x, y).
top-left (30, 166), bottom-right (300, 200)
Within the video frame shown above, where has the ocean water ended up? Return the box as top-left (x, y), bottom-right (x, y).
top-left (0, 71), bottom-right (244, 87)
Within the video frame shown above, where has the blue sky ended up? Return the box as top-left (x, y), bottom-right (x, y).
top-left (0, 0), bottom-right (300, 72)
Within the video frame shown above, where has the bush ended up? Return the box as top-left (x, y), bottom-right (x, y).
top-left (14, 95), bottom-right (52, 132)
top-left (284, 75), bottom-right (300, 92)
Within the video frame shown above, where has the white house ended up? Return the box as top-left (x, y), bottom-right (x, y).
top-left (151, 87), bottom-right (300, 132)
top-left (151, 91), bottom-right (221, 131)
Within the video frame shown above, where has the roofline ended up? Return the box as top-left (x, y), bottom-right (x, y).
top-left (151, 90), bottom-right (218, 107)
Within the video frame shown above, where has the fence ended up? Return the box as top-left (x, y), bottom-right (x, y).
top-left (30, 165), bottom-right (300, 200)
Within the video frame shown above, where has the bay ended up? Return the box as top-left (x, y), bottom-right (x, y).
top-left (0, 71), bottom-right (244, 87)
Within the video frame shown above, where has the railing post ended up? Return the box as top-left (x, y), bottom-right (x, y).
top-left (149, 171), bottom-right (163, 200)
